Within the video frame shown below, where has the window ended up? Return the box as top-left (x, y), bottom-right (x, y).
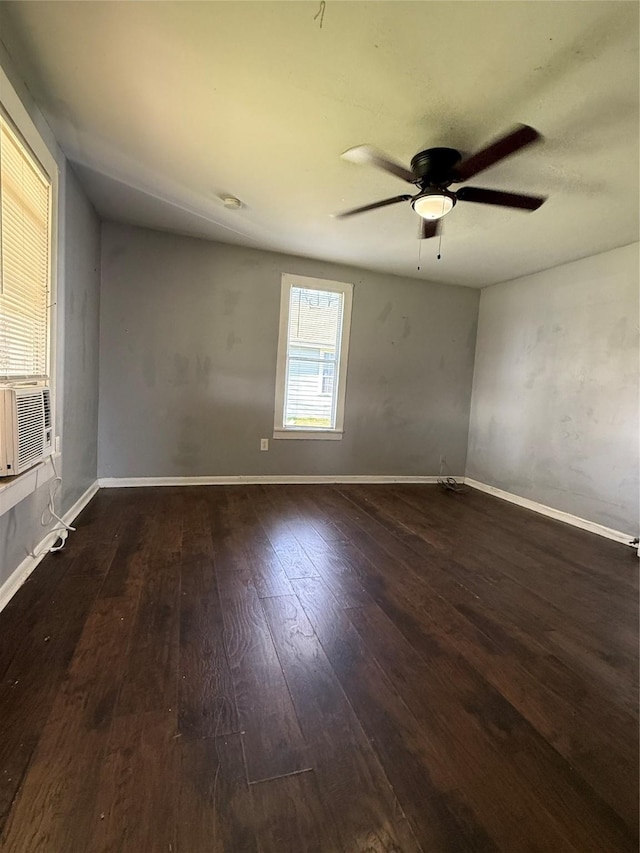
top-left (274, 274), bottom-right (353, 440)
top-left (0, 112), bottom-right (52, 381)
top-left (0, 63), bottom-right (58, 508)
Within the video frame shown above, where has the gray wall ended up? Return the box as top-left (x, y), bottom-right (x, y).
top-left (0, 23), bottom-right (102, 583)
top-left (60, 166), bottom-right (101, 508)
top-left (0, 166), bottom-right (102, 583)
top-left (98, 223), bottom-right (479, 479)
top-left (467, 243), bottom-right (639, 534)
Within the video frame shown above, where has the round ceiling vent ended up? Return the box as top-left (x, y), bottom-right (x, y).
top-left (222, 195), bottom-right (243, 210)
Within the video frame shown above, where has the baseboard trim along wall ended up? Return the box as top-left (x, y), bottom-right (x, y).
top-left (464, 478), bottom-right (635, 547)
top-left (0, 479), bottom-right (99, 614)
top-left (98, 474), bottom-right (455, 487)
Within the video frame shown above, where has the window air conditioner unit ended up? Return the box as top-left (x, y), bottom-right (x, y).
top-left (0, 387), bottom-right (53, 477)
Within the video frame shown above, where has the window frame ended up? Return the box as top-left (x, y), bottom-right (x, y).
top-left (0, 109), bottom-right (53, 382)
top-left (274, 273), bottom-right (353, 441)
top-left (0, 59), bottom-right (59, 509)
top-left (0, 65), bottom-right (58, 394)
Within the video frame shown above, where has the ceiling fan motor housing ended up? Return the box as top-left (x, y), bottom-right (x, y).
top-left (410, 147), bottom-right (461, 186)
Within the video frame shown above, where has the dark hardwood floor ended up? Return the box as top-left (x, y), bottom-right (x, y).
top-left (0, 483), bottom-right (637, 852)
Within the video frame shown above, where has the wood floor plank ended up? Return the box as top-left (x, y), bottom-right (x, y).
top-left (224, 488), bottom-right (295, 597)
top-left (445, 602), bottom-right (639, 830)
top-left (0, 539), bottom-right (120, 833)
top-left (332, 484), bottom-right (639, 826)
top-left (179, 555), bottom-right (239, 738)
top-left (97, 502), bottom-right (155, 600)
top-left (115, 492), bottom-right (183, 717)
top-left (250, 486), bottom-right (321, 579)
top-left (203, 483), bottom-right (244, 571)
top-left (389, 484), bottom-right (638, 662)
top-left (447, 484), bottom-right (637, 589)
top-left (328, 484), bottom-right (636, 726)
top-left (176, 733), bottom-right (259, 853)
top-left (292, 576), bottom-right (502, 852)
top-left (284, 484), bottom-right (350, 543)
top-left (202, 488), bottom-right (308, 782)
top-left (290, 538), bottom-right (371, 608)
top-left (1, 483), bottom-right (636, 851)
top-left (347, 484), bottom-right (638, 685)
top-left (261, 485), bottom-right (345, 568)
top-left (251, 771), bottom-right (343, 853)
top-left (0, 594), bottom-right (140, 852)
top-left (1, 497), bottom-right (174, 850)
top-left (262, 487), bottom-right (372, 607)
top-left (216, 566), bottom-right (309, 782)
top-left (321, 486), bottom-right (639, 831)
top-left (0, 489), bottom-right (128, 683)
top-left (88, 710), bottom-right (178, 853)
top-left (402, 484), bottom-right (636, 604)
top-left (179, 493), bottom-right (238, 738)
top-left (261, 593), bottom-right (425, 853)
top-left (347, 602), bottom-right (636, 853)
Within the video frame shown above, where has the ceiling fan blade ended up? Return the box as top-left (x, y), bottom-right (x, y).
top-left (456, 186), bottom-right (546, 210)
top-left (453, 124), bottom-right (541, 182)
top-left (335, 194), bottom-right (413, 218)
top-left (341, 145), bottom-right (416, 184)
top-left (419, 218), bottom-right (440, 239)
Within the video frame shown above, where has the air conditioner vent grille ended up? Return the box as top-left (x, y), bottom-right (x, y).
top-left (16, 392), bottom-right (45, 469)
top-left (43, 388), bottom-right (52, 430)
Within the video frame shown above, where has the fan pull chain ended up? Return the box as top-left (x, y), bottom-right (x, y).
top-left (436, 195), bottom-right (447, 260)
top-left (417, 238), bottom-right (422, 271)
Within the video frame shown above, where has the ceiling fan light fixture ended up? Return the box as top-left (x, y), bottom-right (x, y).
top-left (412, 190), bottom-right (456, 220)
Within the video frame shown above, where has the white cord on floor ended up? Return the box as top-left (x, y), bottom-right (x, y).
top-left (30, 455), bottom-right (76, 557)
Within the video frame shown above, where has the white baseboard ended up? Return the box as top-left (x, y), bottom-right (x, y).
top-left (98, 474), bottom-right (459, 488)
top-left (464, 478), bottom-right (635, 546)
top-left (0, 479), bottom-right (99, 613)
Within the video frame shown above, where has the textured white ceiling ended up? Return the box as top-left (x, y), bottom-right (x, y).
top-left (2, 1), bottom-right (638, 287)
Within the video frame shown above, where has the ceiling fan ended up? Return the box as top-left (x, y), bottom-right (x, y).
top-left (336, 124), bottom-right (546, 238)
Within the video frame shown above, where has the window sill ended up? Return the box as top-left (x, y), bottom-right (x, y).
top-left (0, 453), bottom-right (58, 516)
top-left (273, 429), bottom-right (343, 441)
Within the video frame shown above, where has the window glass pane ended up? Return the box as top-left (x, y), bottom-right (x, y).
top-left (289, 345), bottom-right (321, 359)
top-left (321, 356), bottom-right (335, 396)
top-left (0, 116), bottom-right (51, 379)
top-left (284, 286), bottom-right (344, 429)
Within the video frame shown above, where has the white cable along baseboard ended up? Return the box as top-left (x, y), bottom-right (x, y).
top-left (98, 474), bottom-right (453, 487)
top-left (464, 478), bottom-right (635, 546)
top-left (0, 479), bottom-right (99, 614)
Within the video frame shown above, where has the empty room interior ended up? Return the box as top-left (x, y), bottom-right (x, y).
top-left (0, 1), bottom-right (638, 851)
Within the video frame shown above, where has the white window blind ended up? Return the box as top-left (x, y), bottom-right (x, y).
top-left (275, 274), bottom-right (353, 439)
top-left (0, 114), bottom-right (51, 380)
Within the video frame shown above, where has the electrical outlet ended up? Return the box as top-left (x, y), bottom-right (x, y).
top-left (260, 438), bottom-right (269, 451)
